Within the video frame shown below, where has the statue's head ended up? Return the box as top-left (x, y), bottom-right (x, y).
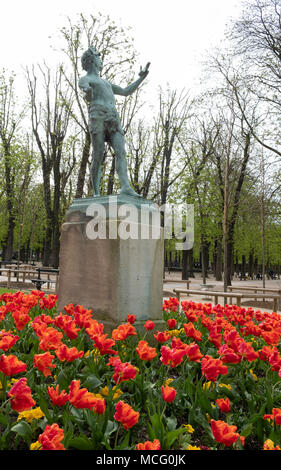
top-left (81, 46), bottom-right (102, 71)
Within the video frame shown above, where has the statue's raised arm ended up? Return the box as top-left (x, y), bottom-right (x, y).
top-left (79, 45), bottom-right (151, 198)
top-left (111, 62), bottom-right (150, 97)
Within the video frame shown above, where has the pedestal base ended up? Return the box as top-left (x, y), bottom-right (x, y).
top-left (57, 195), bottom-right (165, 333)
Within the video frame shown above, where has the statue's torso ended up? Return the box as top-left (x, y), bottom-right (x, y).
top-left (82, 74), bottom-right (116, 111)
top-left (79, 72), bottom-right (123, 138)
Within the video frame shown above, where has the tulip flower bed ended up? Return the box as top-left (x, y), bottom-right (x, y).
top-left (0, 290), bottom-right (281, 451)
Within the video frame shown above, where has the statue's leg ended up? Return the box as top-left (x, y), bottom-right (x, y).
top-left (91, 132), bottom-right (105, 196)
top-left (110, 131), bottom-right (141, 198)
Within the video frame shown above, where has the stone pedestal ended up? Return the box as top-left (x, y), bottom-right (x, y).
top-left (57, 195), bottom-right (164, 333)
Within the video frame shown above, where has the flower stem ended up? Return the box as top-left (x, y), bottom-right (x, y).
top-left (114, 424), bottom-right (120, 449)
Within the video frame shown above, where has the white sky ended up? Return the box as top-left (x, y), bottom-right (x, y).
top-left (1, 0), bottom-right (243, 99)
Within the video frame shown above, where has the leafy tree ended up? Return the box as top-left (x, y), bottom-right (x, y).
top-left (0, 71), bottom-right (25, 260)
top-left (26, 64), bottom-right (76, 267)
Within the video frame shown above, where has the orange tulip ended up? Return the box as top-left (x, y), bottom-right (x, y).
top-left (34, 351), bottom-right (56, 377)
top-left (64, 303), bottom-right (74, 315)
top-left (68, 380), bottom-right (99, 410)
top-left (163, 297), bottom-right (179, 313)
top-left (55, 344), bottom-right (84, 362)
top-left (8, 377), bottom-right (36, 412)
top-left (0, 353), bottom-right (27, 376)
top-left (185, 342), bottom-right (203, 363)
top-left (183, 322), bottom-right (202, 342)
top-left (94, 334), bottom-right (118, 356)
top-left (92, 396), bottom-right (106, 414)
top-left (12, 308), bottom-right (31, 331)
top-left (35, 325), bottom-right (64, 352)
top-left (144, 320), bottom-right (155, 331)
top-left (201, 355), bottom-right (228, 382)
top-left (211, 419), bottom-right (239, 447)
top-left (74, 309), bottom-right (94, 329)
top-left (160, 345), bottom-right (186, 368)
top-left (0, 305), bottom-right (8, 321)
top-left (264, 408), bottom-right (281, 425)
top-left (208, 326), bottom-right (222, 348)
top-left (107, 355), bottom-right (122, 367)
top-left (112, 323), bottom-right (137, 341)
top-left (261, 330), bottom-right (281, 346)
top-left (85, 319), bottom-right (104, 339)
top-left (223, 329), bottom-right (243, 353)
top-left (38, 423), bottom-right (65, 450)
top-left (216, 398), bottom-right (231, 413)
top-left (167, 318), bottom-right (177, 329)
top-left (34, 313), bottom-right (54, 326)
top-left (114, 400), bottom-right (139, 430)
top-left (161, 385), bottom-right (177, 403)
top-left (237, 341), bottom-right (258, 362)
top-left (39, 294), bottom-right (58, 311)
top-left (183, 305), bottom-right (200, 323)
top-left (127, 314), bottom-right (136, 324)
top-left (31, 290), bottom-right (45, 299)
top-left (136, 340), bottom-right (157, 361)
top-left (0, 330), bottom-right (19, 352)
top-left (54, 313), bottom-right (80, 340)
top-left (258, 345), bottom-right (275, 362)
top-left (136, 439), bottom-right (161, 450)
top-left (47, 385), bottom-right (69, 407)
top-left (218, 344), bottom-right (241, 364)
top-left (269, 348), bottom-right (281, 371)
top-left (153, 330), bottom-right (171, 343)
top-left (112, 359), bottom-right (138, 385)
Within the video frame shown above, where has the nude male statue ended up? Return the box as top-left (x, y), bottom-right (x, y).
top-left (79, 46), bottom-right (150, 197)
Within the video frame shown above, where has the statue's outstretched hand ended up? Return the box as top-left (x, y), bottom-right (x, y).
top-left (139, 62), bottom-right (150, 79)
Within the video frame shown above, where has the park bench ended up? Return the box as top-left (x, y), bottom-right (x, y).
top-left (238, 293), bottom-right (280, 312)
top-left (173, 288), bottom-right (243, 307)
top-left (163, 289), bottom-right (177, 298)
top-left (0, 268), bottom-right (37, 287)
top-left (0, 266), bottom-right (59, 292)
top-left (31, 268), bottom-right (59, 291)
top-left (163, 279), bottom-right (191, 291)
top-left (227, 285), bottom-right (281, 310)
top-left (173, 288), bottom-right (280, 312)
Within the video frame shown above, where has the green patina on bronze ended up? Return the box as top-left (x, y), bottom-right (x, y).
top-left (79, 46), bottom-right (150, 198)
top-left (67, 194), bottom-right (156, 215)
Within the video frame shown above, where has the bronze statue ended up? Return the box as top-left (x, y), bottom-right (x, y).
top-left (79, 46), bottom-right (150, 197)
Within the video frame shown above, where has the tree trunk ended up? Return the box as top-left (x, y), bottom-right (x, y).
top-left (50, 154), bottom-right (61, 268)
top-left (43, 223), bottom-right (52, 267)
top-left (217, 241), bottom-right (223, 281)
top-left (227, 240), bottom-right (234, 285)
top-left (42, 170), bottom-right (53, 267)
top-left (182, 250), bottom-right (188, 280)
top-left (260, 151), bottom-right (266, 287)
top-left (3, 216), bottom-right (15, 261)
top-left (242, 254), bottom-right (246, 276)
top-left (201, 236), bottom-right (208, 284)
top-left (182, 248), bottom-right (195, 280)
top-left (225, 132), bottom-right (251, 291)
top-left (248, 250), bottom-right (253, 278)
top-left (215, 237), bottom-right (223, 281)
top-left (50, 225), bottom-right (60, 268)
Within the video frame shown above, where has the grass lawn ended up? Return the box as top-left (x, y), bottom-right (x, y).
top-left (0, 288), bottom-right (24, 295)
